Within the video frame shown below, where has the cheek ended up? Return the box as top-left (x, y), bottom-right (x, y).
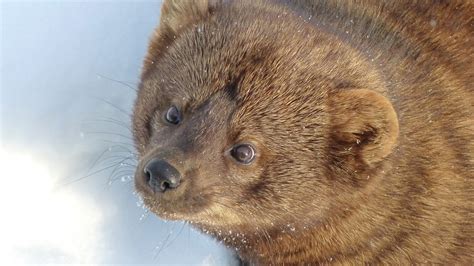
top-left (258, 158), bottom-right (331, 206)
top-left (196, 161), bottom-right (265, 208)
top-left (187, 156), bottom-right (232, 192)
top-left (211, 161), bottom-right (274, 209)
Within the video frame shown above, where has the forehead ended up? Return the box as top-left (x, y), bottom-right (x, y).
top-left (149, 19), bottom-right (328, 101)
top-left (139, 13), bottom-right (333, 135)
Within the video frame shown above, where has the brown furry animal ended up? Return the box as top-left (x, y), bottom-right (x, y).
top-left (132, 0), bottom-right (473, 264)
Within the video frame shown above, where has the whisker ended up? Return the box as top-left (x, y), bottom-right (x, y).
top-left (82, 118), bottom-right (132, 132)
top-left (93, 97), bottom-right (132, 118)
top-left (89, 115), bottom-right (131, 126)
top-left (54, 156), bottom-right (133, 189)
top-left (56, 145), bottom-right (133, 184)
top-left (96, 140), bottom-right (136, 151)
top-left (98, 154), bottom-right (137, 165)
top-left (84, 131), bottom-right (134, 141)
top-left (108, 166), bottom-right (136, 184)
top-left (160, 221), bottom-right (187, 251)
top-left (112, 170), bottom-right (135, 182)
top-left (84, 147), bottom-right (113, 174)
top-left (153, 222), bottom-right (179, 261)
top-left (89, 145), bottom-right (136, 168)
top-left (96, 73), bottom-right (138, 92)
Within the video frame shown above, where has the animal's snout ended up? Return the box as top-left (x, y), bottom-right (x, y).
top-left (143, 158), bottom-right (181, 192)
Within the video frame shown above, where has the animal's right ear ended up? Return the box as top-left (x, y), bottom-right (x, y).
top-left (328, 89), bottom-right (399, 177)
top-left (142, 0), bottom-right (224, 76)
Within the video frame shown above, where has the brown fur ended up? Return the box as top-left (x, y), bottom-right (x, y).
top-left (133, 0), bottom-right (473, 264)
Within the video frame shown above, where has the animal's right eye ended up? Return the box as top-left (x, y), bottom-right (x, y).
top-left (165, 105), bottom-right (181, 125)
top-left (230, 144), bottom-right (256, 164)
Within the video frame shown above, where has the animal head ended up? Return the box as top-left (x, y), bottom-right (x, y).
top-left (133, 0), bottom-right (398, 233)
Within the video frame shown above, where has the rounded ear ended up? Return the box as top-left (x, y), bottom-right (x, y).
top-left (142, 0), bottom-right (225, 76)
top-left (329, 89), bottom-right (399, 169)
top-left (160, 0), bottom-right (221, 33)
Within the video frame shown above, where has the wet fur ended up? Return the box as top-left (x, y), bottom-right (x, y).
top-left (133, 0), bottom-right (473, 264)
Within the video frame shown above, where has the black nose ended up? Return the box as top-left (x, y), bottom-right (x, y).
top-left (143, 159), bottom-right (181, 192)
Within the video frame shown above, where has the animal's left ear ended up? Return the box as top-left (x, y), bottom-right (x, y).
top-left (159, 0), bottom-right (222, 34)
top-left (329, 89), bottom-right (399, 170)
top-left (142, 0), bottom-right (224, 76)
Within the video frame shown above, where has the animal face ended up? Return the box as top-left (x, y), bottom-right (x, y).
top-left (132, 0), bottom-right (398, 233)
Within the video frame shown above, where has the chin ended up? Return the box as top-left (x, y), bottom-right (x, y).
top-left (135, 176), bottom-right (216, 223)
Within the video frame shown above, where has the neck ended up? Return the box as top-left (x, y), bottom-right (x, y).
top-left (199, 172), bottom-right (405, 264)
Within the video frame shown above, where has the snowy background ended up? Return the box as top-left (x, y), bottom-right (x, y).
top-left (1, 1), bottom-right (234, 264)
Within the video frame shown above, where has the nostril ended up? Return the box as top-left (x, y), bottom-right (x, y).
top-left (160, 180), bottom-right (171, 191)
top-left (144, 168), bottom-right (151, 183)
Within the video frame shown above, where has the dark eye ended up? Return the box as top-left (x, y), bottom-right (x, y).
top-left (230, 144), bottom-right (256, 164)
top-left (165, 105), bottom-right (181, 124)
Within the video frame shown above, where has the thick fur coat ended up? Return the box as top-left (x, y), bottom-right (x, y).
top-left (132, 0), bottom-right (473, 264)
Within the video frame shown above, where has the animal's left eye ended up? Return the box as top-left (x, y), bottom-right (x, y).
top-left (165, 105), bottom-right (181, 125)
top-left (230, 144), bottom-right (256, 164)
